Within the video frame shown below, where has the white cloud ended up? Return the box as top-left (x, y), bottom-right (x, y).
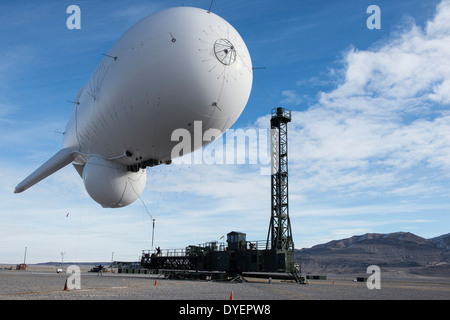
top-left (429, 79), bottom-right (450, 104)
top-left (426, 0), bottom-right (450, 35)
top-left (317, 1), bottom-right (450, 117)
top-left (282, 0), bottom-right (450, 201)
top-left (281, 90), bottom-right (303, 106)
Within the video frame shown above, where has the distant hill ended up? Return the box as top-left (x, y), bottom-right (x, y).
top-left (429, 233), bottom-right (450, 252)
top-left (295, 232), bottom-right (450, 277)
top-left (36, 262), bottom-right (110, 266)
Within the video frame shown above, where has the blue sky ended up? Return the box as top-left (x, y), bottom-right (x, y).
top-left (1, 0), bottom-right (449, 263)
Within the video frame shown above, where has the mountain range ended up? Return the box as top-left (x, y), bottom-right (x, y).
top-left (295, 232), bottom-right (450, 277)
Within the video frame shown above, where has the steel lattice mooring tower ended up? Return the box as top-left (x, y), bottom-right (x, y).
top-left (266, 107), bottom-right (295, 272)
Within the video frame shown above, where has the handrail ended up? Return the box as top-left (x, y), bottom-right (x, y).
top-left (141, 240), bottom-right (270, 258)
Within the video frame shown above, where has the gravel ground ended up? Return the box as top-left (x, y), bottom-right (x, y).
top-left (1, 269), bottom-right (449, 301)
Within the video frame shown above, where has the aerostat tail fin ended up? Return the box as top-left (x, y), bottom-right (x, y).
top-left (14, 148), bottom-right (75, 194)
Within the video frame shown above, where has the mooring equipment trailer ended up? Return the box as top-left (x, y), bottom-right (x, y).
top-left (140, 108), bottom-right (305, 283)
